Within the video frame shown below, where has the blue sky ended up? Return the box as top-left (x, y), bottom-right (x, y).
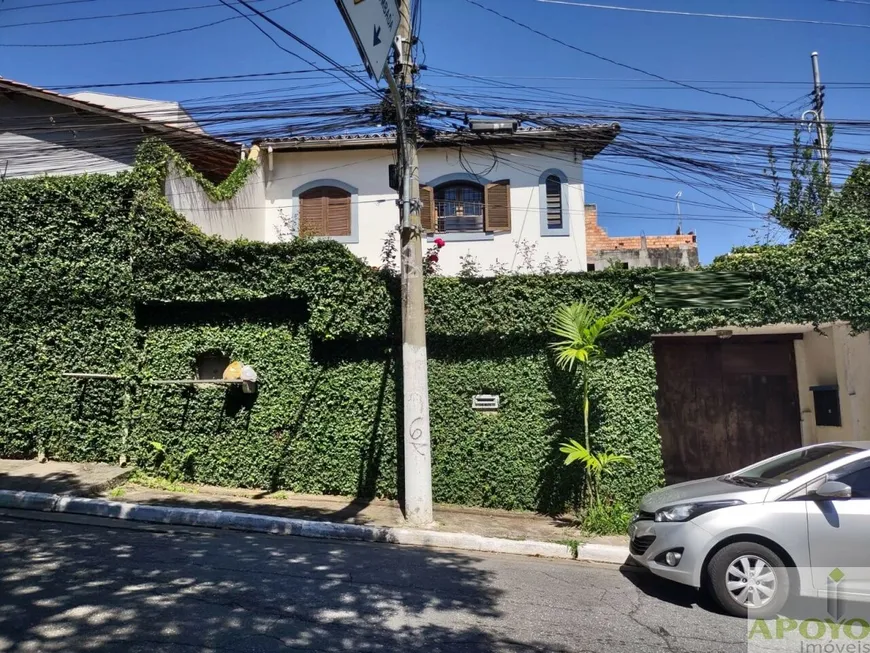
top-left (2, 0), bottom-right (868, 262)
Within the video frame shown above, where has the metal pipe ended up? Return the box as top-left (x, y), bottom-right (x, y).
top-left (61, 373), bottom-right (122, 380)
top-left (146, 379), bottom-right (245, 386)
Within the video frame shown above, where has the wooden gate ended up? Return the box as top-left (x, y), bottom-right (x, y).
top-left (654, 336), bottom-right (803, 484)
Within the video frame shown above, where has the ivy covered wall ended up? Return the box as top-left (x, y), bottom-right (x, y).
top-left (0, 174), bottom-right (137, 461)
top-left (1, 141), bottom-right (866, 513)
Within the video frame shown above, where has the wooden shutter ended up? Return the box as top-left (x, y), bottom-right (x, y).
top-left (299, 187), bottom-right (351, 237)
top-left (545, 175), bottom-right (563, 228)
top-left (419, 185), bottom-right (435, 232)
top-left (299, 190), bottom-right (325, 237)
top-left (326, 193), bottom-right (351, 236)
top-left (484, 180), bottom-right (511, 233)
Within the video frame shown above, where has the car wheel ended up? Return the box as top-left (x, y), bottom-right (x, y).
top-left (707, 542), bottom-right (791, 618)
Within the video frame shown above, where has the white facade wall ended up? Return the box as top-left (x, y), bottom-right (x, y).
top-left (166, 163), bottom-right (267, 241)
top-left (261, 145), bottom-right (588, 274)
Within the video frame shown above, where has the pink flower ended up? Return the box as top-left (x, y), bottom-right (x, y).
top-left (434, 238), bottom-right (446, 248)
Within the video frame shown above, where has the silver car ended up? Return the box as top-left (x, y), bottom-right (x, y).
top-left (630, 442), bottom-right (870, 617)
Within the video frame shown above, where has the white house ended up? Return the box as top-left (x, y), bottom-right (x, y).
top-left (0, 76), bottom-right (238, 181)
top-left (167, 125), bottom-right (621, 275)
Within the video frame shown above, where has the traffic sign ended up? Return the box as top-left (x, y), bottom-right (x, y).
top-left (334, 0), bottom-right (400, 83)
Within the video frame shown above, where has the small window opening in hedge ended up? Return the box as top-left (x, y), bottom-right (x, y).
top-left (196, 351), bottom-right (231, 381)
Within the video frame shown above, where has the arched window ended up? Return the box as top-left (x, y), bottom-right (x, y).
top-left (299, 185), bottom-right (351, 237)
top-left (434, 182), bottom-right (485, 233)
top-left (545, 174), bottom-right (563, 229)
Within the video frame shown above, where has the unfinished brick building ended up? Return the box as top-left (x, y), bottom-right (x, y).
top-left (584, 204), bottom-right (699, 270)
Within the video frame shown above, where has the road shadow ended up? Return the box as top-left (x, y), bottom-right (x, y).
top-left (0, 514), bottom-right (576, 652)
top-left (621, 565), bottom-right (724, 613)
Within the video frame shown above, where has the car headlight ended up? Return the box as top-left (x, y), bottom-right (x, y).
top-left (654, 500), bottom-right (744, 523)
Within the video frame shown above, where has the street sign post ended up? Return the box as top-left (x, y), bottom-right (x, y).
top-left (334, 0), bottom-right (400, 82)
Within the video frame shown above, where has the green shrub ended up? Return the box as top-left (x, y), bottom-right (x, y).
top-left (581, 500), bottom-right (632, 536)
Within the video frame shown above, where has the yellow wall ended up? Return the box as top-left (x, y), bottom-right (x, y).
top-left (839, 326), bottom-right (870, 440)
top-left (794, 325), bottom-right (870, 444)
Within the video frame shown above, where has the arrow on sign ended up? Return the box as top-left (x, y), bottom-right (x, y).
top-left (373, 24), bottom-right (381, 46)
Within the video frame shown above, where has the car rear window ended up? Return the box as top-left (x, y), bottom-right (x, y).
top-left (732, 445), bottom-right (864, 485)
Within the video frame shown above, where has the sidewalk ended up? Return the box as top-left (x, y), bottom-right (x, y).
top-left (0, 458), bottom-right (629, 563)
top-left (113, 478), bottom-right (628, 548)
top-left (0, 459), bottom-right (132, 495)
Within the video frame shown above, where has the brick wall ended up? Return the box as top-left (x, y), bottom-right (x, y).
top-left (585, 204), bottom-right (697, 260)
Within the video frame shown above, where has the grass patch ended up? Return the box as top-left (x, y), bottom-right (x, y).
top-left (573, 501), bottom-right (632, 536)
top-left (558, 538), bottom-right (582, 559)
top-left (265, 491), bottom-right (289, 500)
top-left (128, 470), bottom-right (196, 494)
top-left (108, 486), bottom-right (126, 498)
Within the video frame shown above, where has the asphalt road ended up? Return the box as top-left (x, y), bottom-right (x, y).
top-left (0, 511), bottom-right (749, 653)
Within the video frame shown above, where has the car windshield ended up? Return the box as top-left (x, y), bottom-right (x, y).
top-left (726, 445), bottom-right (863, 486)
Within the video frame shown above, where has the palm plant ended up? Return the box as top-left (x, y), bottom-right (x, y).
top-left (559, 439), bottom-right (632, 504)
top-left (550, 296), bottom-right (641, 507)
top-left (549, 296), bottom-right (642, 452)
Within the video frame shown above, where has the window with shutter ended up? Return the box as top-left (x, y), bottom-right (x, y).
top-left (298, 186), bottom-right (351, 237)
top-left (484, 180), bottom-right (511, 233)
top-left (538, 170), bottom-right (569, 237)
top-left (545, 175), bottom-right (563, 229)
top-left (434, 182), bottom-right (485, 233)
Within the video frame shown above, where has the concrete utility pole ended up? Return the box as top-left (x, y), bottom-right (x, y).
top-left (384, 0), bottom-right (433, 525)
top-left (810, 52), bottom-right (831, 186)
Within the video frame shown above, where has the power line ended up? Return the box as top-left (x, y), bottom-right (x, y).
top-left (462, 0), bottom-right (785, 115)
top-left (216, 0), bottom-right (381, 97)
top-left (538, 0), bottom-right (870, 30)
top-left (42, 67), bottom-right (366, 91)
top-left (0, 0), bottom-right (273, 29)
top-left (423, 74), bottom-right (870, 86)
top-left (0, 0), bottom-right (303, 47)
top-left (0, 0), bottom-right (103, 13)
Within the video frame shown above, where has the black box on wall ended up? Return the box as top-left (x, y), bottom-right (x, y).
top-left (810, 385), bottom-right (842, 427)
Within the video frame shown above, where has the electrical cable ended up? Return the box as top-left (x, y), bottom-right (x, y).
top-left (43, 67), bottom-right (368, 92)
top-left (423, 73), bottom-right (870, 88)
top-left (0, 0), bottom-right (103, 12)
top-left (217, 0), bottom-right (382, 97)
top-left (0, 0), bottom-right (271, 30)
top-left (0, 0), bottom-right (303, 48)
top-left (537, 0), bottom-right (870, 30)
top-left (462, 0), bottom-right (788, 115)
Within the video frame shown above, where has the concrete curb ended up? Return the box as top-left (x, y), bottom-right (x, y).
top-left (77, 468), bottom-right (136, 497)
top-left (0, 489), bottom-right (630, 565)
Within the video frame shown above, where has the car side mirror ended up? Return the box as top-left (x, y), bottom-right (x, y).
top-left (812, 481), bottom-right (852, 500)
